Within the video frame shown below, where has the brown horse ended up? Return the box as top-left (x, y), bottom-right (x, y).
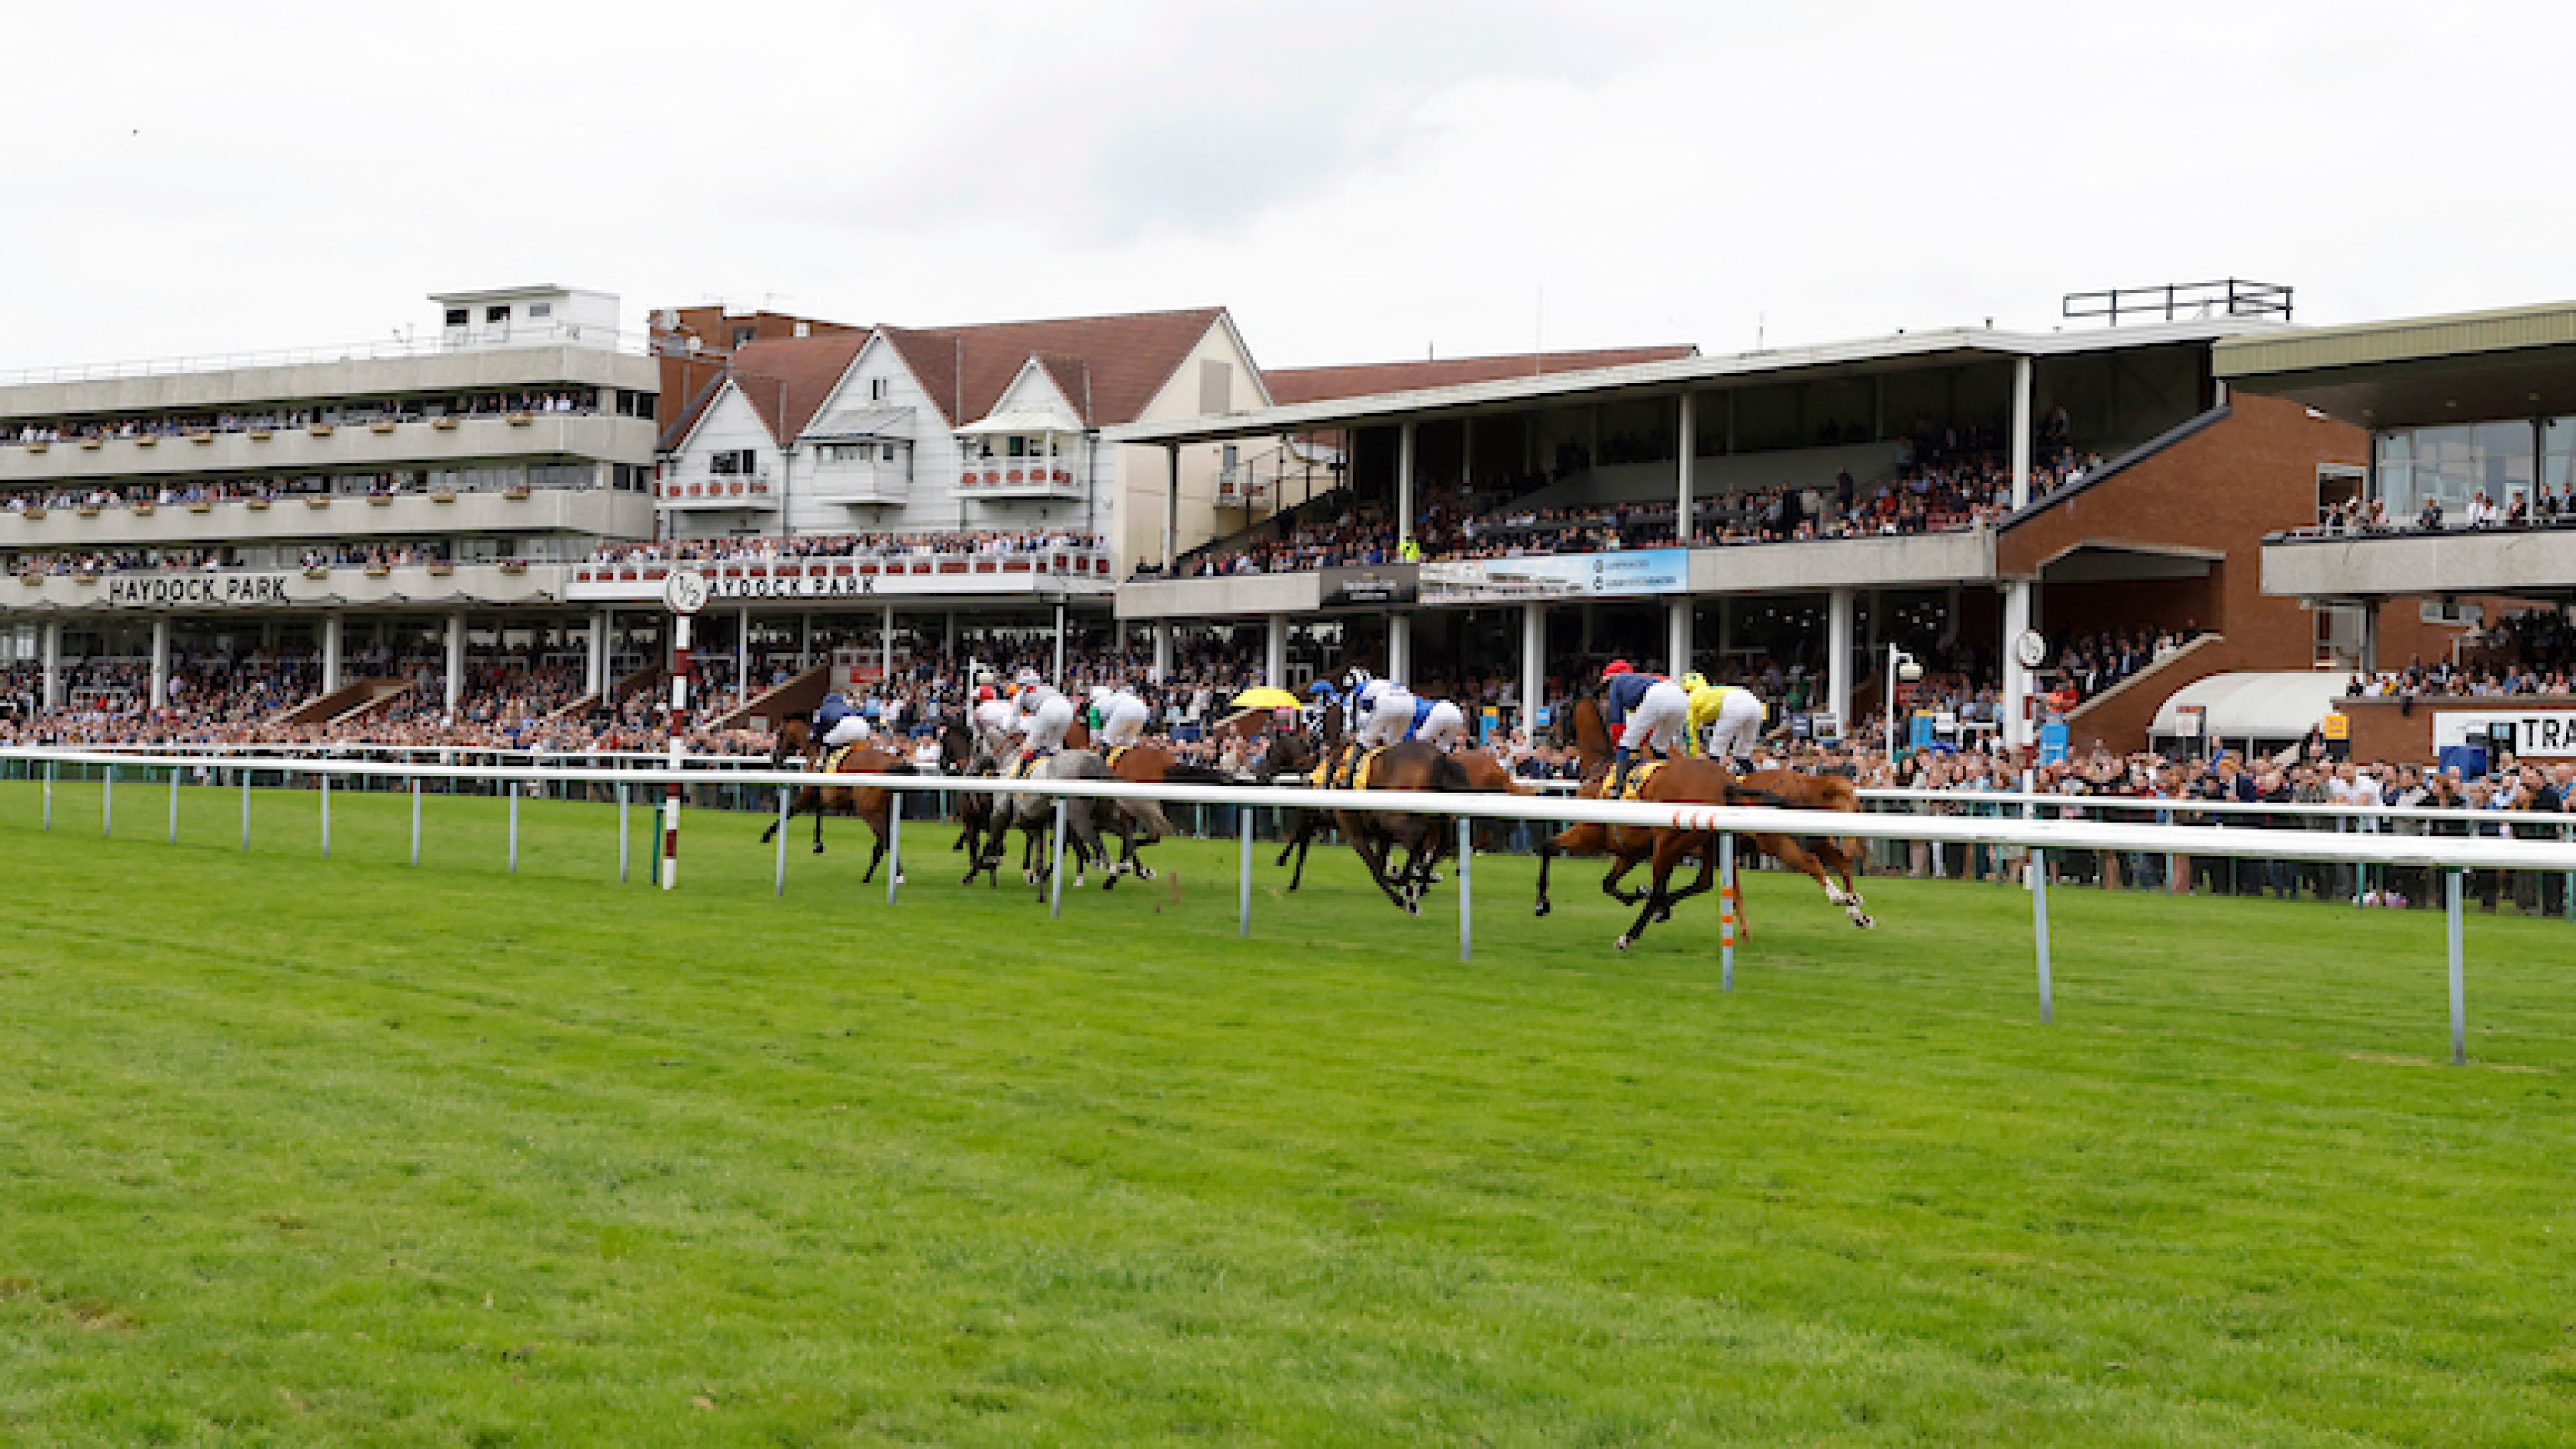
top-left (1330, 740), bottom-right (1474, 914)
top-left (1061, 718), bottom-right (1220, 879)
top-left (1268, 735), bottom-right (1531, 892)
top-left (1733, 767), bottom-right (1874, 928)
top-left (1534, 696), bottom-right (1779, 949)
top-left (766, 714), bottom-right (912, 885)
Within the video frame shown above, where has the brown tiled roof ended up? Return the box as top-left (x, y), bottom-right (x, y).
top-left (877, 307), bottom-right (1230, 427)
top-left (724, 332), bottom-right (873, 445)
top-left (1262, 345), bottom-right (1701, 406)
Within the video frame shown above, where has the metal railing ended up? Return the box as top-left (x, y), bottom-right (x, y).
top-left (0, 326), bottom-right (654, 388)
top-left (2061, 279), bottom-right (2293, 327)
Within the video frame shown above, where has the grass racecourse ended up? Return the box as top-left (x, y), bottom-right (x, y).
top-left (3, 776), bottom-right (2575, 1446)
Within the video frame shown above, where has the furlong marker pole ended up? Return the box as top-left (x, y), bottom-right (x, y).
top-left (1049, 799), bottom-right (1067, 919)
top-left (885, 795), bottom-right (902, 906)
top-left (1719, 832), bottom-right (1735, 992)
top-left (773, 788), bottom-right (789, 898)
top-left (1238, 807), bottom-right (1252, 938)
top-left (662, 611), bottom-right (691, 891)
top-left (2447, 869), bottom-right (2467, 1065)
top-left (411, 777), bottom-right (422, 867)
top-left (1458, 816), bottom-right (1472, 962)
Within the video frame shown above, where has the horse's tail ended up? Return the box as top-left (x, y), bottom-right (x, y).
top-left (1431, 753), bottom-right (1476, 793)
top-left (1722, 781), bottom-right (1795, 810)
top-left (1160, 763), bottom-right (1230, 784)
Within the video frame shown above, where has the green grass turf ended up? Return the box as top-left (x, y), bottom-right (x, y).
top-left (2, 775), bottom-right (2574, 1446)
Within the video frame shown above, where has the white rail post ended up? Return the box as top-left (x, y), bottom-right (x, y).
top-left (886, 791), bottom-right (902, 906)
top-left (42, 759), bottom-right (53, 831)
top-left (168, 765), bottom-right (179, 845)
top-left (508, 786), bottom-right (520, 875)
top-left (239, 767), bottom-right (251, 851)
top-left (1719, 831), bottom-right (1736, 992)
top-left (773, 787), bottom-right (790, 898)
top-left (2447, 868), bottom-right (2467, 1065)
top-left (102, 763), bottom-right (114, 837)
top-left (411, 777), bottom-right (422, 867)
top-left (1238, 806), bottom-right (1252, 938)
top-left (1049, 799), bottom-right (1068, 919)
top-left (2033, 849), bottom-right (2054, 1024)
top-left (616, 780), bottom-right (629, 883)
top-left (319, 771), bottom-right (331, 860)
top-left (1457, 815), bottom-right (1472, 962)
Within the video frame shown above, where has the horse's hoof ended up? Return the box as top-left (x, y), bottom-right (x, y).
top-left (1136, 867), bottom-right (1156, 881)
top-left (894, 873), bottom-right (906, 887)
top-left (811, 843), bottom-right (825, 855)
top-left (1851, 913), bottom-right (1876, 930)
top-left (1024, 870), bottom-right (1038, 885)
top-left (1534, 902), bottom-right (1552, 918)
top-left (1615, 936), bottom-right (1632, 951)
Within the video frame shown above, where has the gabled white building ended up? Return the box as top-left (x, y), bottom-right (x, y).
top-left (656, 307), bottom-right (1276, 569)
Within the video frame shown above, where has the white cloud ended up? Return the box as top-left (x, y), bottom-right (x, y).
top-left (0, 0), bottom-right (2566, 373)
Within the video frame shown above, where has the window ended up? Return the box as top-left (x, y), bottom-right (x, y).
top-left (710, 449), bottom-right (759, 476)
top-left (528, 302), bottom-right (552, 319)
top-left (881, 443), bottom-right (896, 463)
top-left (486, 305), bottom-right (511, 323)
top-left (443, 308), bottom-right (468, 327)
top-left (2375, 421), bottom-right (2534, 517)
top-left (732, 326), bottom-right (756, 349)
top-left (794, 321), bottom-right (812, 338)
top-left (869, 377), bottom-right (890, 402)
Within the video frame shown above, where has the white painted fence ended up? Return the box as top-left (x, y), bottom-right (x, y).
top-left (7, 745), bottom-right (2573, 1066)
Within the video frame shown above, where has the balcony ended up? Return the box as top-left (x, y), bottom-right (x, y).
top-left (2261, 522), bottom-right (2576, 600)
top-left (659, 472), bottom-right (778, 511)
top-left (568, 549), bottom-right (1118, 604)
top-left (0, 486), bottom-right (653, 547)
top-left (0, 413), bottom-right (656, 484)
top-left (957, 461), bottom-right (1085, 500)
top-left (9, 560), bottom-right (577, 612)
top-left (808, 460), bottom-right (909, 506)
top-left (1214, 464), bottom-right (1271, 509)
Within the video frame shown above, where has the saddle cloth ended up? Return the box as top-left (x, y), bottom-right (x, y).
top-left (1103, 744), bottom-right (1132, 771)
top-left (822, 743), bottom-right (857, 775)
top-left (1618, 759), bottom-right (1668, 802)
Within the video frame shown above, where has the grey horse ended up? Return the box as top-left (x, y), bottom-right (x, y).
top-left (977, 749), bottom-right (1135, 898)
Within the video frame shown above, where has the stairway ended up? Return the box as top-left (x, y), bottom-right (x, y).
top-left (709, 663), bottom-right (831, 731)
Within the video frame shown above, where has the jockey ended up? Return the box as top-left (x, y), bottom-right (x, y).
top-left (1337, 665), bottom-right (1379, 740)
top-left (1301, 679), bottom-right (1339, 738)
top-left (1682, 671), bottom-right (1767, 761)
top-left (1409, 694), bottom-right (1470, 751)
top-left (1601, 659), bottom-right (1687, 798)
top-left (814, 690), bottom-right (871, 751)
top-left (1354, 676), bottom-right (1419, 751)
top-left (1014, 678), bottom-right (1076, 763)
top-left (1095, 683), bottom-right (1151, 747)
top-left (969, 684), bottom-right (1016, 761)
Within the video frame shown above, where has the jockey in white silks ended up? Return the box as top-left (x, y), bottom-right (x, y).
top-left (1014, 680), bottom-right (1077, 763)
top-left (815, 690), bottom-right (872, 750)
top-left (969, 686), bottom-right (1016, 762)
top-left (1600, 659), bottom-right (1688, 798)
top-left (1409, 696), bottom-right (1470, 751)
top-left (1092, 684), bottom-right (1151, 748)
top-left (1353, 676), bottom-right (1421, 751)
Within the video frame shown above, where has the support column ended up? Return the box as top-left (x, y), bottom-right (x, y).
top-left (1826, 588), bottom-right (1854, 732)
top-left (2010, 356), bottom-right (2034, 511)
top-left (443, 612), bottom-right (466, 713)
top-left (943, 610), bottom-right (957, 658)
top-left (1162, 443), bottom-right (1181, 572)
top-left (321, 613), bottom-right (343, 695)
top-left (1265, 612), bottom-right (1289, 688)
top-left (798, 612), bottom-right (813, 672)
top-left (1676, 392), bottom-right (1697, 543)
top-left (40, 620), bottom-right (60, 712)
top-left (149, 617), bottom-right (170, 711)
top-left (1520, 602), bottom-right (1545, 735)
top-left (1397, 421), bottom-right (1417, 551)
top-left (2002, 580), bottom-right (2034, 752)
top-left (737, 606), bottom-right (751, 706)
top-left (1666, 598), bottom-right (1693, 678)
top-left (1388, 611), bottom-right (1412, 681)
top-left (882, 604), bottom-right (898, 688)
top-left (1050, 602), bottom-right (1066, 682)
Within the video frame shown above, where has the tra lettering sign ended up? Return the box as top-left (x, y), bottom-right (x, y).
top-left (2434, 710), bottom-right (2576, 759)
top-left (1418, 549), bottom-right (1689, 604)
top-left (104, 574), bottom-right (294, 607)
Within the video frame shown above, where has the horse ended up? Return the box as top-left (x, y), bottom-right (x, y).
top-left (1733, 767), bottom-right (1874, 928)
top-left (1533, 696), bottom-right (1780, 950)
top-left (1267, 733), bottom-right (1533, 893)
top-left (938, 717), bottom-right (1001, 867)
top-left (1059, 718), bottom-right (1212, 880)
top-left (973, 749), bottom-right (1136, 898)
top-left (1330, 740), bottom-right (1474, 915)
top-left (763, 714), bottom-right (912, 885)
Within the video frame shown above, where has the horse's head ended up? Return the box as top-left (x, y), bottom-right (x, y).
top-left (1556, 695), bottom-right (1611, 767)
top-left (771, 713), bottom-right (814, 767)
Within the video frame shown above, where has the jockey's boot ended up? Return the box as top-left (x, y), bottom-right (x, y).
top-left (1608, 746), bottom-right (1638, 800)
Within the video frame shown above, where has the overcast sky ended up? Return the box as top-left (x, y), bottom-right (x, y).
top-left (3, 1), bottom-right (2565, 374)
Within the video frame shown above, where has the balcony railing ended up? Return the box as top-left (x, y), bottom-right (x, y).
top-left (957, 462), bottom-right (1083, 496)
top-left (659, 473), bottom-right (777, 508)
top-left (0, 325), bottom-right (653, 389)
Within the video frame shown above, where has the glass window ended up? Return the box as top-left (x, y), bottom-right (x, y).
top-left (2375, 420), bottom-right (2534, 518)
top-left (2546, 418), bottom-right (2576, 498)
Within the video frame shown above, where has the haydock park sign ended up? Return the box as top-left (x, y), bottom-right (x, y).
top-left (105, 573), bottom-right (294, 606)
top-left (1418, 548), bottom-right (1689, 604)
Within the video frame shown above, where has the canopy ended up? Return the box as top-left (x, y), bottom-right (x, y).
top-left (2149, 670), bottom-right (2353, 743)
top-left (803, 406), bottom-right (916, 442)
top-left (955, 410), bottom-right (1085, 437)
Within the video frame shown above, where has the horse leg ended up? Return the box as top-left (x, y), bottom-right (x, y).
top-left (1274, 808), bottom-right (1303, 868)
top-left (1824, 838), bottom-right (1871, 928)
top-left (861, 820), bottom-right (885, 884)
top-left (1345, 816), bottom-right (1415, 915)
top-left (1617, 835), bottom-right (1693, 951)
top-left (812, 791), bottom-right (829, 854)
top-left (1654, 839), bottom-right (1718, 922)
top-left (1600, 847), bottom-right (1648, 906)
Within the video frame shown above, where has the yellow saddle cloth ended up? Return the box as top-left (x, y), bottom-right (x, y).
top-left (1617, 759), bottom-right (1668, 802)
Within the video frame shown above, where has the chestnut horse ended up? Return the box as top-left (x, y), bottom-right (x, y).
top-left (1732, 767), bottom-right (1874, 928)
top-left (1533, 697), bottom-right (1780, 949)
top-left (766, 714), bottom-right (912, 885)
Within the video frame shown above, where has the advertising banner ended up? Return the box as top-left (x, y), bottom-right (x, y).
top-left (1417, 549), bottom-right (1689, 604)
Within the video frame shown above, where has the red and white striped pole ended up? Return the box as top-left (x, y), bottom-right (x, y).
top-left (661, 569), bottom-right (708, 890)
